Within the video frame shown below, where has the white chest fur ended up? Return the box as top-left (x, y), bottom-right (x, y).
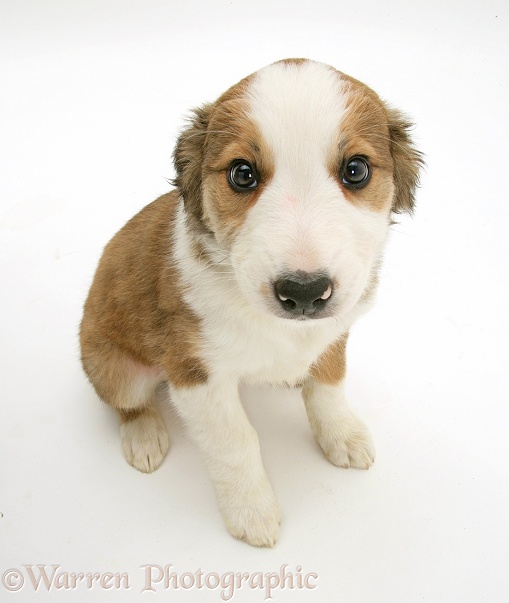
top-left (199, 298), bottom-right (344, 385)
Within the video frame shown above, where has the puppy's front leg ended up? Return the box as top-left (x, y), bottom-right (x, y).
top-left (169, 380), bottom-right (281, 547)
top-left (303, 336), bottom-right (375, 469)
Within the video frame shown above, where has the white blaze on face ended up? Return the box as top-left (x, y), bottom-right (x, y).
top-left (230, 61), bottom-right (390, 319)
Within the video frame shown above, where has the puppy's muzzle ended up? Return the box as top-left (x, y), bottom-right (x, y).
top-left (274, 271), bottom-right (333, 317)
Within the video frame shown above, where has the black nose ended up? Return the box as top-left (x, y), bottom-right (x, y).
top-left (274, 272), bottom-right (333, 316)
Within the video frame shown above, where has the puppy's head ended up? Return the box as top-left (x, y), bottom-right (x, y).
top-left (174, 59), bottom-right (423, 321)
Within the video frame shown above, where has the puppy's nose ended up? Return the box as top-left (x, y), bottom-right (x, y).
top-left (274, 271), bottom-right (333, 316)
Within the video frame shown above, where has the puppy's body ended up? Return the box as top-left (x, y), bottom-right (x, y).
top-left (80, 59), bottom-right (422, 547)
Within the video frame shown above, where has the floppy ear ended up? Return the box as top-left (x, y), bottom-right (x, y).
top-left (387, 108), bottom-right (424, 214)
top-left (172, 103), bottom-right (212, 228)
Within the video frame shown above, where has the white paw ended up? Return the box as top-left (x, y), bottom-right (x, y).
top-left (120, 411), bottom-right (169, 473)
top-left (218, 478), bottom-right (282, 548)
top-left (317, 413), bottom-right (375, 470)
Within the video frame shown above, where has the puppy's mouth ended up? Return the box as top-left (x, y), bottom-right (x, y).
top-left (271, 306), bottom-right (336, 321)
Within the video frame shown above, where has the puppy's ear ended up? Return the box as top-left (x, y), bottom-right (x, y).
top-left (172, 103), bottom-right (212, 227)
top-left (387, 108), bottom-right (424, 214)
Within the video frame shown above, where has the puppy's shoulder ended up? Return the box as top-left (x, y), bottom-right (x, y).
top-left (109, 190), bottom-right (180, 249)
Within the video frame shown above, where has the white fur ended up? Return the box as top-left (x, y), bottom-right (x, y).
top-left (302, 380), bottom-right (375, 469)
top-left (168, 380), bottom-right (281, 547)
top-left (167, 62), bottom-right (388, 546)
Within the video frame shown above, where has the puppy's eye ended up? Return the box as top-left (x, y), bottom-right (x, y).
top-left (342, 156), bottom-right (371, 189)
top-left (228, 160), bottom-right (259, 192)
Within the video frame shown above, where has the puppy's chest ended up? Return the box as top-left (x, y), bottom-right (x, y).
top-left (199, 309), bottom-right (341, 385)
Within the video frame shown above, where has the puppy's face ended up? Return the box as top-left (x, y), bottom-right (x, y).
top-left (174, 60), bottom-right (422, 321)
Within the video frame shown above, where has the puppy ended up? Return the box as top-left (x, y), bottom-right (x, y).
top-left (80, 58), bottom-right (422, 547)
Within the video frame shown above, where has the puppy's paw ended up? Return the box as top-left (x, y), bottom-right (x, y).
top-left (120, 410), bottom-right (169, 473)
top-left (317, 413), bottom-right (375, 470)
top-left (219, 480), bottom-right (282, 548)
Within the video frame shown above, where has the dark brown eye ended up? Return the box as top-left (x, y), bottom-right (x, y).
top-left (342, 156), bottom-right (371, 189)
top-left (228, 160), bottom-right (259, 192)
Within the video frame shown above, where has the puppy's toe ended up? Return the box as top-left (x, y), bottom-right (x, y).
top-left (120, 410), bottom-right (169, 473)
top-left (219, 481), bottom-right (282, 548)
top-left (319, 415), bottom-right (375, 470)
top-left (226, 505), bottom-right (281, 548)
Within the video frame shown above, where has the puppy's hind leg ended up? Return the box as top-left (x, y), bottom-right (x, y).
top-left (120, 394), bottom-right (169, 474)
top-left (80, 334), bottom-right (169, 473)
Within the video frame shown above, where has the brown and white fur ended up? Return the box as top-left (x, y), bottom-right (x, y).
top-left (80, 59), bottom-right (422, 547)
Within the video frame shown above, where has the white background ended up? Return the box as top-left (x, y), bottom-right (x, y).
top-left (1, 1), bottom-right (508, 601)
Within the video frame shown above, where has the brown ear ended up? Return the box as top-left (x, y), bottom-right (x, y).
top-left (387, 108), bottom-right (424, 214)
top-left (172, 103), bottom-right (212, 228)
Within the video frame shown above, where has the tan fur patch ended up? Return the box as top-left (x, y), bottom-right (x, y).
top-left (80, 191), bottom-right (208, 401)
top-left (201, 90), bottom-right (275, 247)
top-left (385, 107), bottom-right (425, 213)
top-left (119, 407), bottom-right (147, 422)
top-left (309, 334), bottom-right (348, 385)
top-left (172, 104), bottom-right (212, 234)
top-left (174, 72), bottom-right (275, 249)
top-left (326, 71), bottom-right (423, 214)
top-left (327, 77), bottom-right (395, 214)
top-left (274, 57), bottom-right (309, 68)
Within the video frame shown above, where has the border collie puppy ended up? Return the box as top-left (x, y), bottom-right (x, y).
top-left (80, 58), bottom-right (423, 547)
